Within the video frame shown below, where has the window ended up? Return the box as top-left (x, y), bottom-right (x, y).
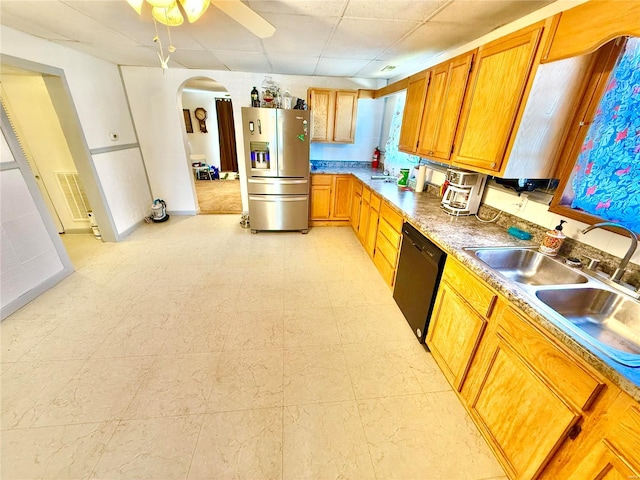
top-left (550, 37), bottom-right (640, 233)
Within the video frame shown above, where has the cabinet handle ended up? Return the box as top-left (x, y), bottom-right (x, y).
top-left (567, 424), bottom-right (582, 440)
top-left (490, 162), bottom-right (496, 168)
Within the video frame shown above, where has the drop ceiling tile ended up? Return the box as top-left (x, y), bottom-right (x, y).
top-left (214, 52), bottom-right (271, 73)
top-left (247, 0), bottom-right (345, 17)
top-left (2, 1), bottom-right (137, 47)
top-left (353, 60), bottom-right (399, 78)
top-left (169, 49), bottom-right (228, 70)
top-left (314, 57), bottom-right (372, 78)
top-left (324, 18), bottom-right (418, 60)
top-left (268, 54), bottom-right (319, 76)
top-left (53, 42), bottom-right (163, 67)
top-left (261, 13), bottom-right (337, 56)
top-left (431, 0), bottom-right (553, 26)
top-left (378, 21), bottom-right (479, 61)
top-left (186, 12), bottom-right (265, 53)
top-left (0, 12), bottom-right (71, 41)
top-left (343, 0), bottom-right (448, 22)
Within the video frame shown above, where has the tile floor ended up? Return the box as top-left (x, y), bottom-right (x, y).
top-left (1, 215), bottom-right (506, 480)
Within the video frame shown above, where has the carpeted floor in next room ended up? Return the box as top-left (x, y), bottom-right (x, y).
top-left (195, 178), bottom-right (242, 214)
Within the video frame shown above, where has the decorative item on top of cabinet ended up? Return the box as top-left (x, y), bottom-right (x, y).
top-left (309, 174), bottom-right (352, 225)
top-left (307, 88), bottom-right (358, 143)
top-left (417, 51), bottom-right (474, 162)
top-left (398, 71), bottom-right (430, 154)
top-left (451, 20), bottom-right (593, 178)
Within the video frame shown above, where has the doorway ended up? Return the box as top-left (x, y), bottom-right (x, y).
top-left (180, 77), bottom-right (242, 214)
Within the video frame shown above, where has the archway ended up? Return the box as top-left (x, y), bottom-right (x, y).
top-left (179, 77), bottom-right (241, 214)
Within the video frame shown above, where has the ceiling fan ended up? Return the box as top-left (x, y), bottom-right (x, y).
top-left (126, 0), bottom-right (276, 39)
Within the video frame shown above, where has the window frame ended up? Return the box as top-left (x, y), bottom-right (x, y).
top-left (548, 37), bottom-right (635, 232)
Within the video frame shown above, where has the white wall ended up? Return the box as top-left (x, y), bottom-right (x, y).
top-left (1, 27), bottom-right (150, 237)
top-left (182, 91), bottom-right (224, 169)
top-left (120, 67), bottom-right (384, 213)
top-left (1, 134), bottom-right (66, 315)
top-left (309, 97), bottom-right (385, 162)
top-left (1, 74), bottom-right (90, 232)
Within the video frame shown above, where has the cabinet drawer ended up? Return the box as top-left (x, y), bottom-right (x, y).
top-left (377, 218), bottom-right (401, 249)
top-left (442, 258), bottom-right (496, 318)
top-left (362, 186), bottom-right (371, 203)
top-left (380, 202), bottom-right (403, 232)
top-left (373, 250), bottom-right (396, 287)
top-left (497, 305), bottom-right (605, 411)
top-left (311, 175), bottom-right (332, 185)
top-left (370, 192), bottom-right (382, 212)
top-left (375, 230), bottom-right (399, 267)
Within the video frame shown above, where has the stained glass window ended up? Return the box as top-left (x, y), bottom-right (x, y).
top-left (565, 37), bottom-right (640, 232)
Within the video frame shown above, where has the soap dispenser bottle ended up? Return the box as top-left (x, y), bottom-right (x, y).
top-left (539, 220), bottom-right (567, 256)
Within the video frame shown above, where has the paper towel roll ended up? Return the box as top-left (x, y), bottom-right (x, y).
top-left (415, 165), bottom-right (427, 192)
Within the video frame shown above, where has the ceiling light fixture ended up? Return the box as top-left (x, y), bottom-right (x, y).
top-left (125, 0), bottom-right (275, 69)
top-left (381, 65), bottom-right (397, 72)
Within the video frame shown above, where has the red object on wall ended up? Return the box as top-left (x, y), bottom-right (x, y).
top-left (372, 147), bottom-right (380, 169)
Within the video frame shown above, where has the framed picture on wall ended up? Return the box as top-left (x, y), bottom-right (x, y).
top-left (183, 109), bottom-right (193, 133)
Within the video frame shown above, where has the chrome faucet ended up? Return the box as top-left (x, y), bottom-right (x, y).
top-left (581, 222), bottom-right (638, 283)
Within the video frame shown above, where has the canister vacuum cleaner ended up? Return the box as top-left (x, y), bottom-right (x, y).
top-left (150, 199), bottom-right (169, 223)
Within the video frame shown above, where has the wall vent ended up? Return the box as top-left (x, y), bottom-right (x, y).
top-left (56, 172), bottom-right (90, 221)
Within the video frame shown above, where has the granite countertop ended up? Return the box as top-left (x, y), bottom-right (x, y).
top-left (312, 166), bottom-right (640, 402)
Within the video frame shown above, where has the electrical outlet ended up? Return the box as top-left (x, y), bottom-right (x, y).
top-left (109, 132), bottom-right (119, 141)
top-left (517, 193), bottom-right (529, 211)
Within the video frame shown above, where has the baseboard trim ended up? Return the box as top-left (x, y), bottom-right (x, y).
top-left (1, 267), bottom-right (73, 320)
top-left (116, 219), bottom-right (145, 241)
top-left (167, 210), bottom-right (198, 216)
top-left (309, 220), bottom-right (351, 227)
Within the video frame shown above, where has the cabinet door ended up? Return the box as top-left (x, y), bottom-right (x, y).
top-left (470, 304), bottom-right (584, 479)
top-left (453, 25), bottom-right (543, 173)
top-left (309, 89), bottom-right (334, 142)
top-left (426, 281), bottom-right (487, 390)
top-left (418, 52), bottom-right (474, 162)
top-left (333, 91), bottom-right (358, 143)
top-left (357, 193), bottom-right (370, 245)
top-left (309, 175), bottom-right (333, 220)
top-left (365, 200), bottom-right (379, 258)
top-left (398, 72), bottom-right (429, 153)
top-left (350, 191), bottom-right (361, 233)
top-left (332, 175), bottom-right (352, 219)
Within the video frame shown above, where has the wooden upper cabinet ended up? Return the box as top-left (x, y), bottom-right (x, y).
top-left (544, 0), bottom-right (640, 62)
top-left (452, 23), bottom-right (544, 174)
top-left (308, 88), bottom-right (358, 143)
top-left (333, 91), bottom-right (358, 142)
top-left (417, 51), bottom-right (474, 162)
top-left (398, 72), bottom-right (429, 153)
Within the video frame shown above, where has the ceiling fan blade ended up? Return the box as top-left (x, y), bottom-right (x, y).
top-left (210, 0), bottom-right (275, 38)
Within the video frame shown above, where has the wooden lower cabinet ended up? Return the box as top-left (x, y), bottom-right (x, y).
top-left (350, 178), bottom-right (363, 233)
top-left (424, 256), bottom-right (640, 480)
top-left (372, 202), bottom-right (403, 288)
top-left (309, 174), bottom-right (351, 225)
top-left (357, 186), bottom-right (371, 245)
top-left (427, 281), bottom-right (489, 390)
top-left (364, 193), bottom-right (381, 258)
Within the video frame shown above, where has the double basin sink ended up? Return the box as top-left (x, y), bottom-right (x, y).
top-left (464, 247), bottom-right (640, 368)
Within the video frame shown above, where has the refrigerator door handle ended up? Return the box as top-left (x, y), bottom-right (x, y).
top-left (249, 195), bottom-right (308, 202)
top-left (278, 111), bottom-right (285, 174)
top-left (248, 178), bottom-right (307, 185)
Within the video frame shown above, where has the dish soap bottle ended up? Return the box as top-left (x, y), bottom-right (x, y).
top-left (539, 220), bottom-right (567, 256)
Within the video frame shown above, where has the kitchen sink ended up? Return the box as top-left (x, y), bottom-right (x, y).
top-left (468, 247), bottom-right (588, 285)
top-left (535, 288), bottom-right (640, 365)
top-left (465, 246), bottom-right (640, 367)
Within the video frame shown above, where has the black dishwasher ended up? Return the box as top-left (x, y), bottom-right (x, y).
top-left (393, 222), bottom-right (446, 344)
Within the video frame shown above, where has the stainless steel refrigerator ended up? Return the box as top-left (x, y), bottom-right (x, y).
top-left (241, 107), bottom-right (310, 233)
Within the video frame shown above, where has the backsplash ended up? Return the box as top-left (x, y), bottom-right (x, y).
top-left (310, 160), bottom-right (373, 170)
